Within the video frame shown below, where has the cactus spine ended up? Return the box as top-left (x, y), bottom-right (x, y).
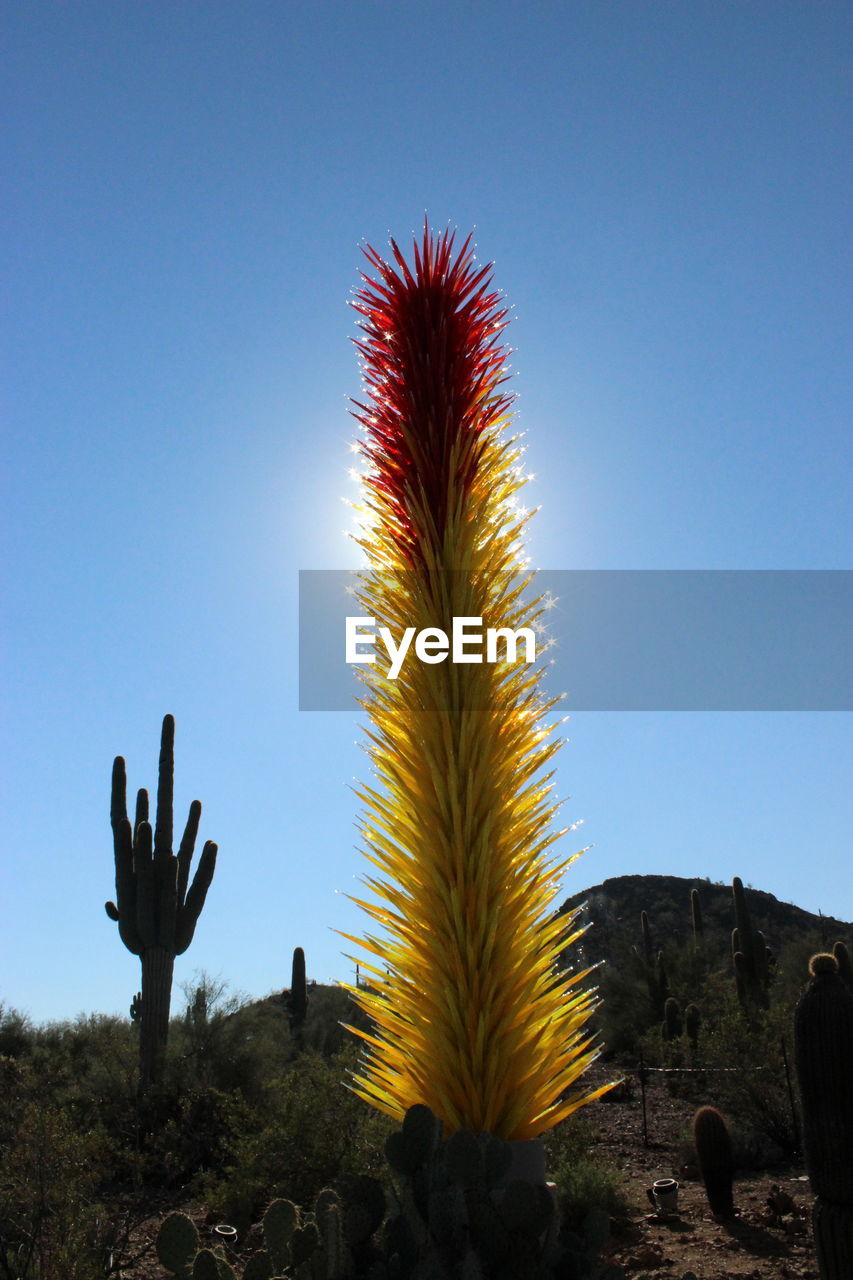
top-left (794, 952), bottom-right (853, 1280)
top-left (692, 1105), bottom-right (735, 1219)
top-left (106, 715), bottom-right (217, 1088)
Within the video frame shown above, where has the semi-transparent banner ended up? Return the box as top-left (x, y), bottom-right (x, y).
top-left (298, 570), bottom-right (851, 711)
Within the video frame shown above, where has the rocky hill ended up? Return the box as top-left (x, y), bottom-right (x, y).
top-left (556, 872), bottom-right (852, 970)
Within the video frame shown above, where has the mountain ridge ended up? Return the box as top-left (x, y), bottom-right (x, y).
top-left (557, 872), bottom-right (852, 969)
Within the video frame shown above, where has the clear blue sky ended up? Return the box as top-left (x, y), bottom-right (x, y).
top-left (3, 2), bottom-right (850, 1025)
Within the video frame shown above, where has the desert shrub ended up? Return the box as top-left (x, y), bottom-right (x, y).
top-left (132, 1083), bottom-right (250, 1190)
top-left (202, 1040), bottom-right (394, 1232)
top-left (167, 978), bottom-right (292, 1105)
top-left (300, 982), bottom-right (372, 1056)
top-left (697, 990), bottom-right (799, 1157)
top-left (597, 945), bottom-right (658, 1056)
top-left (0, 1093), bottom-right (109, 1280)
top-left (545, 1112), bottom-right (632, 1229)
top-left (0, 1002), bottom-right (33, 1059)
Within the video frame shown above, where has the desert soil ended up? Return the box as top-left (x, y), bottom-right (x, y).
top-left (590, 1063), bottom-right (819, 1280)
top-left (122, 1064), bottom-right (820, 1280)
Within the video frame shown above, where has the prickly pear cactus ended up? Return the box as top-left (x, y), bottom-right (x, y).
top-left (156, 1212), bottom-right (200, 1279)
top-left (378, 1103), bottom-right (617, 1278)
top-left (262, 1198), bottom-right (298, 1274)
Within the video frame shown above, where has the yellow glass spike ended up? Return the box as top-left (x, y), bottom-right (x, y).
top-left (343, 227), bottom-right (614, 1139)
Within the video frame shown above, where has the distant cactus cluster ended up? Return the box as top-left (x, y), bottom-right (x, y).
top-left (731, 877), bottom-right (774, 1009)
top-left (636, 905), bottom-right (703, 1056)
top-left (635, 911), bottom-right (669, 1020)
top-left (637, 877), bottom-right (786, 1055)
top-left (794, 951), bottom-right (853, 1280)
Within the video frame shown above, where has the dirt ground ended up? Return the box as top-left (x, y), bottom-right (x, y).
top-left (121, 1066), bottom-right (820, 1280)
top-left (591, 1065), bottom-right (819, 1280)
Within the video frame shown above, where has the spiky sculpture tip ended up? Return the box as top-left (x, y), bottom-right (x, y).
top-left (341, 223), bottom-right (610, 1140)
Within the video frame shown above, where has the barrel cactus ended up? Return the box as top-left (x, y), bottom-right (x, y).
top-left (692, 1105), bottom-right (735, 1218)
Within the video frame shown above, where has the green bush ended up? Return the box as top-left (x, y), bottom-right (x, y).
top-left (0, 1091), bottom-right (109, 1280)
top-left (201, 1041), bottom-right (394, 1232)
top-left (545, 1113), bottom-right (632, 1231)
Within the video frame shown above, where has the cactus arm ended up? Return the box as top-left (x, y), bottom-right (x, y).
top-left (111, 754), bottom-right (128, 831)
top-left (176, 798), bottom-right (202, 908)
top-left (135, 786), bottom-right (149, 831)
top-left (175, 840), bottom-right (217, 955)
top-left (154, 713), bottom-right (175, 857)
top-left (640, 911), bottom-right (653, 967)
top-left (109, 756), bottom-right (143, 954)
top-left (133, 819), bottom-right (158, 950)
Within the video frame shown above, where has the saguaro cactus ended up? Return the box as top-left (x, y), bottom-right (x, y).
top-left (634, 911), bottom-right (668, 1017)
top-left (106, 714), bottom-right (217, 1088)
top-left (794, 952), bottom-right (853, 1280)
top-left (684, 1003), bottom-right (702, 1051)
top-left (690, 887), bottom-right (703, 940)
top-left (342, 225), bottom-right (611, 1140)
top-left (661, 997), bottom-right (682, 1042)
top-left (731, 876), bottom-right (772, 1008)
top-left (288, 945), bottom-right (309, 1031)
